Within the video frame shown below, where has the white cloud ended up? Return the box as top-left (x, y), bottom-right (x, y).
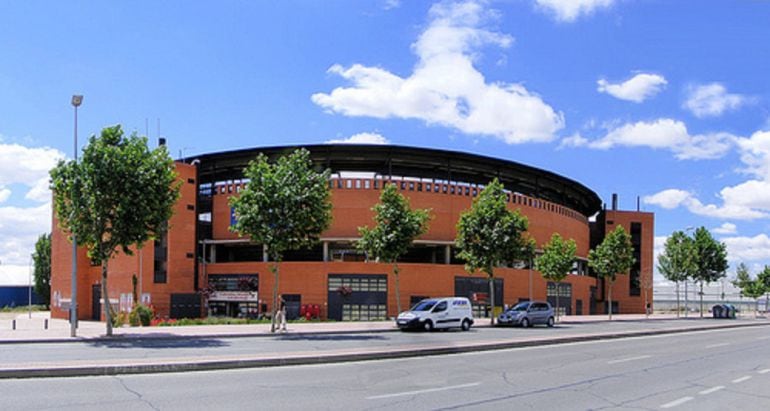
top-left (0, 141), bottom-right (63, 279)
top-left (597, 73), bottom-right (667, 103)
top-left (0, 203), bottom-right (52, 269)
top-left (643, 188), bottom-right (767, 220)
top-left (312, 1), bottom-right (565, 144)
top-left (0, 143), bottom-right (64, 202)
top-left (558, 133), bottom-right (589, 149)
top-left (534, 0), bottom-right (615, 22)
top-left (0, 187), bottom-right (10, 203)
top-left (737, 130), bottom-right (770, 179)
top-left (713, 223), bottom-right (737, 235)
top-left (683, 83), bottom-right (749, 118)
top-left (585, 118), bottom-right (736, 160)
top-left (383, 0), bottom-right (401, 10)
top-left (326, 132), bottom-right (390, 145)
top-left (722, 234), bottom-right (770, 262)
top-left (643, 189), bottom-right (691, 210)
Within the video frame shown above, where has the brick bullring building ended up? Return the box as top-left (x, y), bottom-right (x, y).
top-left (51, 144), bottom-right (653, 322)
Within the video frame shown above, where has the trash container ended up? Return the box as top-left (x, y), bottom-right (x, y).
top-left (712, 304), bottom-right (723, 318)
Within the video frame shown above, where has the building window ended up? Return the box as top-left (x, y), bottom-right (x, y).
top-left (630, 222), bottom-right (642, 296)
top-left (153, 222), bottom-right (168, 283)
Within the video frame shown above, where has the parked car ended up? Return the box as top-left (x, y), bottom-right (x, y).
top-left (396, 297), bottom-right (474, 331)
top-left (498, 301), bottom-right (555, 327)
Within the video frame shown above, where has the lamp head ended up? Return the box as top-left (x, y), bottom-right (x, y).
top-left (71, 95), bottom-right (83, 107)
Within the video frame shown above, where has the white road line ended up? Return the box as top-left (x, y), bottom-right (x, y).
top-left (732, 376), bottom-right (751, 383)
top-left (366, 382), bottom-right (481, 400)
top-left (759, 369), bottom-right (770, 374)
top-left (607, 355), bottom-right (652, 364)
top-left (705, 343), bottom-right (730, 348)
top-left (699, 386), bottom-right (724, 395)
top-left (660, 396), bottom-right (694, 408)
top-left (756, 336), bottom-right (770, 341)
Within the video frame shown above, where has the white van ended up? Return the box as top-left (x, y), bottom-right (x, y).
top-left (396, 297), bottom-right (474, 331)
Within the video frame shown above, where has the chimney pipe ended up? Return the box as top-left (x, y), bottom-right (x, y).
top-left (611, 193), bottom-right (618, 211)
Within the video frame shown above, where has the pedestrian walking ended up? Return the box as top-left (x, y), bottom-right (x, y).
top-left (277, 294), bottom-right (287, 332)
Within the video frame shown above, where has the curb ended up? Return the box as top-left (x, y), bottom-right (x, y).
top-left (1, 321), bottom-right (767, 379)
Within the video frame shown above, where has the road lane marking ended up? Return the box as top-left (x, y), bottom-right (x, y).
top-left (759, 369), bottom-right (770, 374)
top-left (732, 376), bottom-right (751, 383)
top-left (756, 336), bottom-right (770, 341)
top-left (661, 396), bottom-right (694, 408)
top-left (705, 343), bottom-right (730, 348)
top-left (699, 386), bottom-right (724, 395)
top-left (607, 355), bottom-right (652, 364)
top-left (367, 382), bottom-right (481, 400)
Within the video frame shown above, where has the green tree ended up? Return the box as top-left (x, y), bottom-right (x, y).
top-left (535, 233), bottom-right (576, 322)
top-left (732, 263), bottom-right (766, 317)
top-left (588, 225), bottom-right (635, 320)
top-left (756, 265), bottom-right (770, 315)
top-left (456, 179), bottom-right (530, 325)
top-left (692, 227), bottom-right (728, 317)
top-left (657, 230), bottom-right (697, 317)
top-left (357, 183), bottom-right (431, 314)
top-left (50, 125), bottom-right (179, 336)
top-left (32, 233), bottom-right (51, 308)
top-left (230, 149), bottom-right (332, 333)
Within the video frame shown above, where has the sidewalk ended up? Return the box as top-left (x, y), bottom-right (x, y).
top-left (0, 311), bottom-right (756, 342)
top-left (0, 313), bottom-right (400, 343)
top-left (0, 312), bottom-right (767, 378)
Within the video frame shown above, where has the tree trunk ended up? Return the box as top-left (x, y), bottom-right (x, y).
top-left (488, 272), bottom-right (496, 326)
top-left (699, 281), bottom-right (704, 318)
top-left (102, 261), bottom-right (113, 336)
top-left (555, 282), bottom-right (561, 322)
top-left (270, 262), bottom-right (279, 333)
top-left (607, 279), bottom-right (613, 321)
top-left (393, 263), bottom-right (401, 315)
top-left (675, 281), bottom-right (680, 318)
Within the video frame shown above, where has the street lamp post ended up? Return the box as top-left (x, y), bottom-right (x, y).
top-left (28, 257), bottom-right (32, 319)
top-left (70, 94), bottom-right (82, 337)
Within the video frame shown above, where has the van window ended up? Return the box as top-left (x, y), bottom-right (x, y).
top-left (412, 300), bottom-right (437, 311)
top-left (433, 301), bottom-right (448, 312)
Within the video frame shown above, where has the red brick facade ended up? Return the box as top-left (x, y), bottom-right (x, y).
top-left (51, 148), bottom-right (653, 321)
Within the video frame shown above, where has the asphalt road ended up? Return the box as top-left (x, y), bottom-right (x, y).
top-left (0, 319), bottom-right (759, 369)
top-left (1, 325), bottom-right (769, 410)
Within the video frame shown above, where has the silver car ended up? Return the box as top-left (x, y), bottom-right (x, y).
top-left (498, 301), bottom-right (555, 327)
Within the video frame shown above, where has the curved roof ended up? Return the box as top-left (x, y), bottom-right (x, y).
top-left (189, 144), bottom-right (602, 216)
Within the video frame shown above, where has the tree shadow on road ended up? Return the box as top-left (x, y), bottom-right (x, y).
top-left (85, 334), bottom-right (230, 349)
top-left (276, 334), bottom-right (388, 341)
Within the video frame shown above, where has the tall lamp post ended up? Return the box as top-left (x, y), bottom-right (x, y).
top-left (70, 94), bottom-right (82, 337)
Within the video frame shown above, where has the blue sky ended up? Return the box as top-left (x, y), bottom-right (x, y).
top-left (1, 0), bottom-right (769, 284)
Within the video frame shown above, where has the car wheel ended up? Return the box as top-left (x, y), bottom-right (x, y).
top-left (547, 317), bottom-right (555, 327)
top-left (423, 320), bottom-right (434, 331)
top-left (461, 319), bottom-right (471, 331)
top-left (520, 318), bottom-right (530, 328)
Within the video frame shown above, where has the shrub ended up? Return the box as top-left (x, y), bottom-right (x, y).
top-left (130, 304), bottom-right (154, 326)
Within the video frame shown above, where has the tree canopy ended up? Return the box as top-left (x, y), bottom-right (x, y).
top-left (456, 179), bottom-right (530, 325)
top-left (588, 225), bottom-right (635, 320)
top-left (657, 230), bottom-right (697, 316)
top-left (50, 125), bottom-right (180, 336)
top-left (692, 227), bottom-right (728, 317)
top-left (358, 183), bottom-right (431, 313)
top-left (32, 233), bottom-right (51, 307)
top-left (230, 148), bottom-right (332, 332)
top-left (733, 263), bottom-right (766, 316)
top-left (535, 233), bottom-right (576, 320)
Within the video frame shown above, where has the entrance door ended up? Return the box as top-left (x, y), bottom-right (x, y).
top-left (91, 284), bottom-right (101, 321)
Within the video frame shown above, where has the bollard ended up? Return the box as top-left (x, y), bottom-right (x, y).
top-left (44, 319), bottom-right (49, 330)
top-left (12, 319), bottom-right (16, 330)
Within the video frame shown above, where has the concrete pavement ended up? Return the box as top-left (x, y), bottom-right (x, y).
top-left (0, 312), bottom-right (767, 378)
